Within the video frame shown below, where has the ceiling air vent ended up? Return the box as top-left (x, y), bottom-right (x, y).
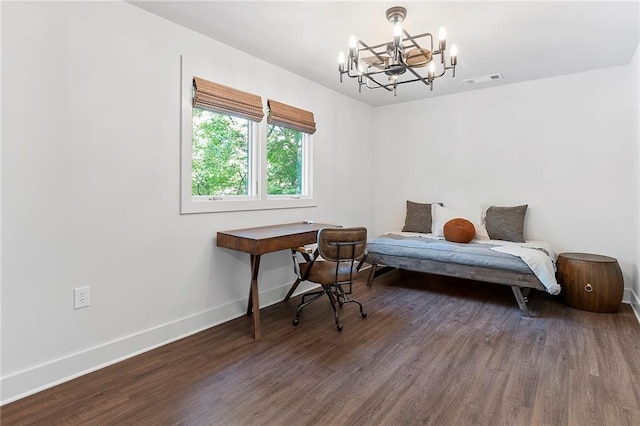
top-left (463, 73), bottom-right (504, 85)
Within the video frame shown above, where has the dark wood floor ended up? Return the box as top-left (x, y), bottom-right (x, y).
top-left (3, 269), bottom-right (640, 425)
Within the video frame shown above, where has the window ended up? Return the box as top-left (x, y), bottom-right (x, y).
top-left (180, 66), bottom-right (316, 213)
top-left (266, 125), bottom-right (310, 197)
top-left (265, 99), bottom-right (315, 201)
top-left (192, 109), bottom-right (256, 199)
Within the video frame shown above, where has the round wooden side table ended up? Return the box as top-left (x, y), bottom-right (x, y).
top-left (556, 252), bottom-right (624, 313)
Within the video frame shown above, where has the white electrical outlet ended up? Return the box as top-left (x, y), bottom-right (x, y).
top-left (74, 286), bottom-right (90, 309)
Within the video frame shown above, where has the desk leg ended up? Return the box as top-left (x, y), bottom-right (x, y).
top-left (247, 254), bottom-right (262, 339)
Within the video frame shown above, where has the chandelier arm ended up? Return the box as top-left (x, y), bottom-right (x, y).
top-left (344, 69), bottom-right (369, 81)
top-left (357, 40), bottom-right (389, 65)
top-left (364, 75), bottom-right (395, 91)
top-left (397, 55), bottom-right (430, 85)
top-left (404, 65), bottom-right (432, 88)
top-left (444, 64), bottom-right (457, 77)
top-left (355, 60), bottom-right (450, 87)
top-left (359, 40), bottom-right (390, 53)
top-left (392, 76), bottom-right (434, 86)
top-left (363, 85), bottom-right (397, 91)
top-left (433, 69), bottom-right (447, 79)
top-left (387, 69), bottom-right (446, 85)
top-left (344, 69), bottom-right (382, 79)
top-left (344, 69), bottom-right (359, 79)
top-left (363, 68), bottom-right (393, 77)
top-left (401, 31), bottom-right (434, 53)
top-left (373, 75), bottom-right (430, 88)
top-left (342, 69), bottom-right (394, 92)
top-left (345, 67), bottom-right (401, 79)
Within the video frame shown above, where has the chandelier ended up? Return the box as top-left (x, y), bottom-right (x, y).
top-left (338, 6), bottom-right (458, 96)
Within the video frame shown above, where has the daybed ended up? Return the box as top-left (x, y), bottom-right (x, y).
top-left (365, 202), bottom-right (560, 316)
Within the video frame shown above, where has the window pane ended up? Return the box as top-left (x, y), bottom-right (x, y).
top-left (192, 109), bottom-right (250, 196)
top-left (266, 125), bottom-right (303, 195)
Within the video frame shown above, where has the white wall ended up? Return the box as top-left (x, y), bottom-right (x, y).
top-left (372, 66), bottom-right (639, 299)
top-left (0, 2), bottom-right (374, 402)
top-left (632, 43), bottom-right (640, 314)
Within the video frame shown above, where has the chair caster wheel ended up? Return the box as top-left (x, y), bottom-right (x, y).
top-left (292, 318), bottom-right (299, 326)
top-left (361, 311), bottom-right (367, 318)
top-left (336, 323), bottom-right (343, 331)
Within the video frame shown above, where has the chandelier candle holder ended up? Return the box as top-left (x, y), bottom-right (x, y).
top-left (338, 6), bottom-right (458, 96)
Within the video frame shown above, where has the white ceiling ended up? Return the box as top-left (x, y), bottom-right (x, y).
top-left (129, 1), bottom-right (640, 107)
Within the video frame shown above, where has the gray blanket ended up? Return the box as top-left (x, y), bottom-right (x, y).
top-left (367, 234), bottom-right (534, 274)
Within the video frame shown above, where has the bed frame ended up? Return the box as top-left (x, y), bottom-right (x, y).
top-left (365, 251), bottom-right (546, 316)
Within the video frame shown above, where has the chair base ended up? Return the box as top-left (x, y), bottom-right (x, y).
top-left (293, 283), bottom-right (366, 331)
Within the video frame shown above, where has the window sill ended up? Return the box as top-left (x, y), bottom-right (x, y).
top-left (180, 197), bottom-right (316, 214)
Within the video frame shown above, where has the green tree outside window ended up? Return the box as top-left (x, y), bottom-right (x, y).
top-left (192, 109), bottom-right (249, 196)
top-left (267, 125), bottom-right (303, 195)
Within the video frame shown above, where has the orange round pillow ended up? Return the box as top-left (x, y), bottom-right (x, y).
top-left (444, 218), bottom-right (476, 243)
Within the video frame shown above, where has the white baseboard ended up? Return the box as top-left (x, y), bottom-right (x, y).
top-left (0, 280), bottom-right (318, 405)
top-left (626, 288), bottom-right (640, 325)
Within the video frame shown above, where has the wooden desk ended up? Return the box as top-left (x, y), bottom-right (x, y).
top-left (217, 222), bottom-right (337, 339)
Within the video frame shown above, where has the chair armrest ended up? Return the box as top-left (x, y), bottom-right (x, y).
top-left (294, 246), bottom-right (314, 254)
top-left (291, 246), bottom-right (319, 279)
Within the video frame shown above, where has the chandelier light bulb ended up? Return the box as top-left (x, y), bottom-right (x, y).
top-left (348, 35), bottom-right (358, 61)
top-left (438, 26), bottom-right (447, 51)
top-left (438, 27), bottom-right (447, 41)
top-left (393, 22), bottom-right (402, 50)
top-left (394, 23), bottom-right (402, 37)
top-left (338, 51), bottom-right (345, 64)
top-left (428, 61), bottom-right (436, 77)
top-left (450, 44), bottom-right (458, 57)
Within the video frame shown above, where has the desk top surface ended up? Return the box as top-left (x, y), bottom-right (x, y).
top-left (218, 222), bottom-right (334, 240)
top-left (217, 222), bottom-right (338, 254)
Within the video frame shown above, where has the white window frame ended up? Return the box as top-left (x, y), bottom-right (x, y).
top-left (180, 56), bottom-right (315, 214)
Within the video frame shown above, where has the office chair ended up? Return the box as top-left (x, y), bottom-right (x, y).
top-left (290, 227), bottom-right (368, 331)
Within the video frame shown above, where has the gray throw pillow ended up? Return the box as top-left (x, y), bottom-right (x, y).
top-left (485, 205), bottom-right (528, 242)
top-left (402, 201), bottom-right (441, 233)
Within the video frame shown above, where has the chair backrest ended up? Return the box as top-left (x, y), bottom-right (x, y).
top-left (317, 227), bottom-right (367, 262)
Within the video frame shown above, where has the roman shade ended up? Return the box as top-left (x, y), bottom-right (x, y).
top-left (192, 77), bottom-right (264, 122)
top-left (267, 99), bottom-right (316, 134)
